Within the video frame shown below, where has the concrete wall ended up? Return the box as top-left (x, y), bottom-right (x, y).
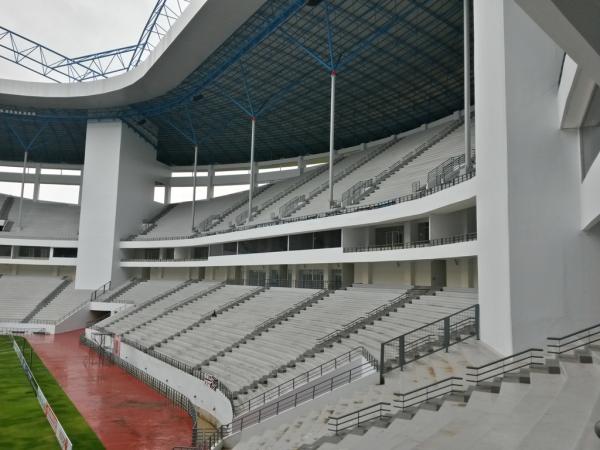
top-left (76, 121), bottom-right (163, 289)
top-left (475, 0), bottom-right (600, 354)
top-left (85, 330), bottom-right (234, 426)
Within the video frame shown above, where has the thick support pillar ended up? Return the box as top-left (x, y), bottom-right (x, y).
top-left (247, 117), bottom-right (256, 223)
top-left (328, 71), bottom-right (336, 207)
top-left (33, 163), bottom-right (41, 202)
top-left (76, 121), bottom-right (162, 289)
top-left (464, 0), bottom-right (472, 171)
top-left (207, 165), bottom-right (215, 200)
top-left (191, 145), bottom-right (199, 232)
top-left (297, 156), bottom-right (306, 175)
top-left (17, 150), bottom-right (28, 230)
top-left (475, 0), bottom-right (600, 354)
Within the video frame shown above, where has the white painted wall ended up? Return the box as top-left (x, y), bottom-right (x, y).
top-left (76, 121), bottom-right (163, 289)
top-left (476, 0), bottom-right (600, 354)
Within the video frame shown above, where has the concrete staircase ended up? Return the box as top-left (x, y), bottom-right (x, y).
top-left (232, 341), bottom-right (600, 450)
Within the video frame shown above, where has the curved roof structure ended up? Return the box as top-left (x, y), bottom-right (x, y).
top-left (0, 0), bottom-right (470, 166)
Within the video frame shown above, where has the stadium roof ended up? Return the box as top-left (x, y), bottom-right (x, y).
top-left (0, 0), bottom-right (471, 166)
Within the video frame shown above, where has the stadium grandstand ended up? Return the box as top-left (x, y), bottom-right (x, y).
top-left (1, 0), bottom-right (600, 448)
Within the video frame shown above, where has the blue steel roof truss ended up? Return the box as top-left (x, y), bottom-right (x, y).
top-left (0, 0), bottom-right (472, 166)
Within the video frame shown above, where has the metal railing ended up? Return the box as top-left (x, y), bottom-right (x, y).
top-left (465, 348), bottom-right (544, 384)
top-left (90, 280), bottom-right (111, 301)
top-left (393, 376), bottom-right (464, 411)
top-left (125, 169), bottom-right (475, 243)
top-left (341, 179), bottom-right (374, 207)
top-left (328, 402), bottom-right (391, 435)
top-left (380, 304), bottom-right (479, 383)
top-left (279, 194), bottom-right (305, 218)
top-left (547, 323), bottom-right (600, 355)
top-left (224, 278), bottom-right (343, 291)
top-left (234, 346), bottom-right (366, 416)
top-left (80, 335), bottom-right (200, 447)
top-left (228, 362), bottom-right (375, 434)
top-left (317, 287), bottom-right (430, 346)
top-left (427, 154), bottom-right (466, 188)
top-left (344, 232), bottom-right (477, 253)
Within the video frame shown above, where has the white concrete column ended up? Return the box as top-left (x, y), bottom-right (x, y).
top-left (207, 165), bottom-right (215, 200)
top-left (75, 120), bottom-right (163, 289)
top-left (297, 156), bottom-right (306, 175)
top-left (33, 163), bottom-right (41, 202)
top-left (475, 0), bottom-right (600, 354)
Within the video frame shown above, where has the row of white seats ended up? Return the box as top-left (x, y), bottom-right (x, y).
top-left (30, 282), bottom-right (92, 323)
top-left (0, 275), bottom-right (64, 321)
top-left (205, 286), bottom-right (407, 392)
top-left (124, 284), bottom-right (260, 346)
top-left (360, 125), bottom-right (475, 206)
top-left (107, 279), bottom-right (183, 305)
top-left (234, 287), bottom-right (477, 405)
top-left (101, 280), bottom-right (220, 335)
top-left (141, 191), bottom-right (247, 239)
top-left (291, 127), bottom-right (443, 218)
top-left (155, 287), bottom-right (320, 368)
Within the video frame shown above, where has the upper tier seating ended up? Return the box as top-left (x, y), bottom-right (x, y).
top-left (141, 191), bottom-right (247, 239)
top-left (130, 119), bottom-right (473, 241)
top-left (289, 127), bottom-right (444, 218)
top-left (208, 152), bottom-right (368, 231)
top-left (124, 284), bottom-right (260, 347)
top-left (2, 198), bottom-right (80, 238)
top-left (30, 282), bottom-right (92, 323)
top-left (154, 287), bottom-right (320, 368)
top-left (358, 124), bottom-right (475, 206)
top-left (98, 280), bottom-right (220, 334)
top-left (0, 275), bottom-right (64, 321)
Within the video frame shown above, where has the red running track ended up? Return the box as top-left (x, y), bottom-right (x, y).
top-left (28, 330), bottom-right (193, 450)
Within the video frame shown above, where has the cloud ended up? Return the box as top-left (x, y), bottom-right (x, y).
top-left (1, 0), bottom-right (157, 82)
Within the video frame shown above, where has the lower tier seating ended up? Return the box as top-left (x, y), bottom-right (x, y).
top-left (154, 287), bottom-right (320, 368)
top-left (0, 275), bottom-right (64, 321)
top-left (30, 282), bottom-right (92, 323)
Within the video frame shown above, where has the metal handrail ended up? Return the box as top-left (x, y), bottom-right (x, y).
top-left (344, 233), bottom-right (477, 253)
top-left (317, 287), bottom-right (429, 345)
top-left (90, 280), bottom-right (111, 301)
top-left (394, 376), bottom-right (463, 411)
top-left (125, 170), bottom-right (475, 242)
top-left (328, 402), bottom-right (391, 435)
top-left (235, 346), bottom-right (366, 416)
top-left (465, 348), bottom-right (544, 384)
top-left (380, 304), bottom-right (480, 382)
top-left (547, 323), bottom-right (600, 355)
top-left (228, 362), bottom-right (375, 434)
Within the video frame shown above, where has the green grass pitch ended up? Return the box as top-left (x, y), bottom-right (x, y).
top-left (0, 336), bottom-right (104, 450)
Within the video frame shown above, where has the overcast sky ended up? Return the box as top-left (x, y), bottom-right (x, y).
top-left (1, 0), bottom-right (157, 82)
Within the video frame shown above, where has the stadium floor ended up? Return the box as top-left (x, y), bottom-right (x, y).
top-left (27, 330), bottom-right (194, 450)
